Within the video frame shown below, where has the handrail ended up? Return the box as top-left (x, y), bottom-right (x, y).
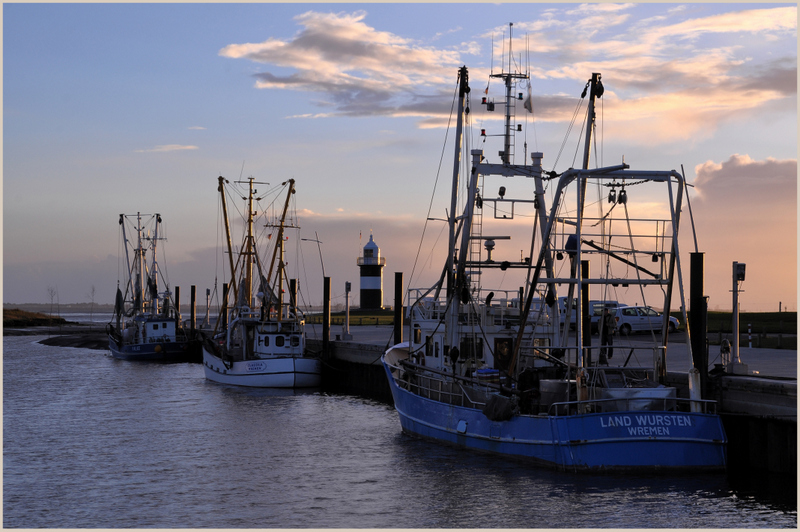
top-left (547, 396), bottom-right (717, 416)
top-left (388, 360), bottom-right (718, 416)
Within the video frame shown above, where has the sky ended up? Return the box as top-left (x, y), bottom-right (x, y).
top-left (3, 3), bottom-right (797, 313)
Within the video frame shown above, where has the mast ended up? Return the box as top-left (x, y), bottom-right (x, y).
top-left (244, 177), bottom-right (256, 308)
top-left (446, 66), bottom-right (469, 303)
top-left (570, 73), bottom-right (603, 369)
top-left (444, 66), bottom-right (470, 360)
top-left (579, 73), bottom-right (603, 214)
top-left (152, 214), bottom-right (161, 315)
top-left (218, 176), bottom-right (238, 307)
top-left (119, 214), bottom-right (133, 304)
top-left (136, 212), bottom-right (145, 315)
top-left (490, 24), bottom-right (528, 166)
top-left (265, 179), bottom-right (296, 322)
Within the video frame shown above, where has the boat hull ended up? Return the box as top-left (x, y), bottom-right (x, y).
top-left (382, 360), bottom-right (727, 472)
top-left (108, 335), bottom-right (198, 363)
top-left (203, 347), bottom-right (322, 388)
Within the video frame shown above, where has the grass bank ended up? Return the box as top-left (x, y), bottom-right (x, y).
top-left (3, 308), bottom-right (72, 327)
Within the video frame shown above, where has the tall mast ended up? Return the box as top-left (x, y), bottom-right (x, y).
top-left (119, 214), bottom-right (133, 302)
top-left (136, 212), bottom-right (145, 314)
top-left (445, 66), bottom-right (470, 304)
top-left (218, 176), bottom-right (238, 305)
top-left (490, 23), bottom-right (528, 166)
top-left (579, 73), bottom-right (603, 209)
top-left (265, 179), bottom-right (296, 322)
top-left (571, 73), bottom-right (602, 371)
top-left (152, 214), bottom-right (161, 314)
top-left (244, 177), bottom-right (256, 308)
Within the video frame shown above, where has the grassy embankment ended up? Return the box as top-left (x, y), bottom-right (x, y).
top-left (3, 308), bottom-right (72, 327)
top-left (702, 311), bottom-right (796, 349)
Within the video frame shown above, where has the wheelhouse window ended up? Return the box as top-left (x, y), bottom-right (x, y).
top-left (276, 336), bottom-right (285, 347)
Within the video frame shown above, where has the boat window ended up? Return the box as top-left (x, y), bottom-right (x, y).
top-left (425, 336), bottom-right (432, 358)
top-left (152, 324), bottom-right (159, 330)
top-left (263, 335), bottom-right (270, 347)
top-left (276, 336), bottom-right (285, 347)
top-left (291, 336), bottom-right (300, 347)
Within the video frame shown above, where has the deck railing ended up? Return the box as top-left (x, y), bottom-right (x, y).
top-left (389, 360), bottom-right (718, 416)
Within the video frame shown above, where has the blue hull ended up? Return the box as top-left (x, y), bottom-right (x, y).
top-left (108, 336), bottom-right (199, 363)
top-left (383, 363), bottom-right (727, 472)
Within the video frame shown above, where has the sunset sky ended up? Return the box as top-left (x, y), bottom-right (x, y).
top-left (4, 3), bottom-right (797, 312)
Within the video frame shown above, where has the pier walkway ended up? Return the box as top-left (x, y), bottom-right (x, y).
top-left (308, 324), bottom-right (796, 379)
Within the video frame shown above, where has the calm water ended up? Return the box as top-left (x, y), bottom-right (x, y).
top-left (3, 335), bottom-right (796, 528)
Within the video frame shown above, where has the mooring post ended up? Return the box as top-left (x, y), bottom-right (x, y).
top-left (190, 285), bottom-right (196, 333)
top-left (222, 283), bottom-right (228, 330)
top-left (174, 286), bottom-right (180, 322)
top-left (690, 252), bottom-right (708, 396)
top-left (323, 276), bottom-right (331, 358)
top-left (581, 260), bottom-right (591, 367)
top-left (289, 279), bottom-right (297, 316)
top-left (394, 272), bottom-right (403, 345)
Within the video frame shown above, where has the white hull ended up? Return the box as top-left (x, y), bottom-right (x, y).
top-left (203, 347), bottom-right (321, 388)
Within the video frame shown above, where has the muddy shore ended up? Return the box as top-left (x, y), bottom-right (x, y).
top-left (4, 325), bottom-right (109, 350)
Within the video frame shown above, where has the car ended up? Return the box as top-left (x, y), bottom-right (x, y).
top-left (614, 306), bottom-right (679, 335)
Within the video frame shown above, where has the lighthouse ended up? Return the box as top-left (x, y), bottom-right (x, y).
top-left (357, 234), bottom-right (386, 309)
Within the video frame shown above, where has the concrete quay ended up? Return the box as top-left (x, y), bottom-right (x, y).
top-left (309, 325), bottom-right (796, 378)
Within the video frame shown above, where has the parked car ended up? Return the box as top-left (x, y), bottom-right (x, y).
top-left (614, 306), bottom-right (679, 335)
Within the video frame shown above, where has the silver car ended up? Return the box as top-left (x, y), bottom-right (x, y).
top-left (615, 306), bottom-right (679, 335)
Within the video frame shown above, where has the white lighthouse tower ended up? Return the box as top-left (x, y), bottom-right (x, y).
top-left (357, 233), bottom-right (386, 309)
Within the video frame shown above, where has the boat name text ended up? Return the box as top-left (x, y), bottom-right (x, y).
top-left (600, 414), bottom-right (692, 436)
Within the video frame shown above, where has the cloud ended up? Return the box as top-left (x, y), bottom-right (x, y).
top-left (220, 10), bottom-right (465, 122)
top-left (219, 6), bottom-right (795, 141)
top-left (693, 153), bottom-right (797, 203)
top-left (134, 144), bottom-right (199, 153)
top-left (687, 154), bottom-right (797, 310)
top-left (188, 126), bottom-right (207, 130)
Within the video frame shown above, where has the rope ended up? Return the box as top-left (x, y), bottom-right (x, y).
top-left (407, 73), bottom-right (461, 299)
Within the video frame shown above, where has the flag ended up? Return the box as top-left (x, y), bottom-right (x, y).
top-left (523, 81), bottom-right (533, 113)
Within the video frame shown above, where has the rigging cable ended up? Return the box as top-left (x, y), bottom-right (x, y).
top-left (407, 73), bottom-right (462, 297)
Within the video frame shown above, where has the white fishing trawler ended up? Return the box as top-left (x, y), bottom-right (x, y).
top-left (202, 176), bottom-right (321, 388)
top-left (108, 213), bottom-right (197, 362)
top-left (381, 35), bottom-right (726, 471)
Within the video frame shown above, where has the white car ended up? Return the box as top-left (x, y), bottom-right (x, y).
top-left (614, 306), bottom-right (679, 335)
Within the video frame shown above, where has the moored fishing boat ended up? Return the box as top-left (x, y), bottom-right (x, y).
top-left (201, 176), bottom-right (321, 388)
top-left (381, 49), bottom-right (726, 471)
top-left (107, 213), bottom-right (197, 362)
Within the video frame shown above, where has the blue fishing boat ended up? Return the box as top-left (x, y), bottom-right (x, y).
top-left (382, 45), bottom-right (726, 471)
top-left (107, 213), bottom-right (197, 362)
